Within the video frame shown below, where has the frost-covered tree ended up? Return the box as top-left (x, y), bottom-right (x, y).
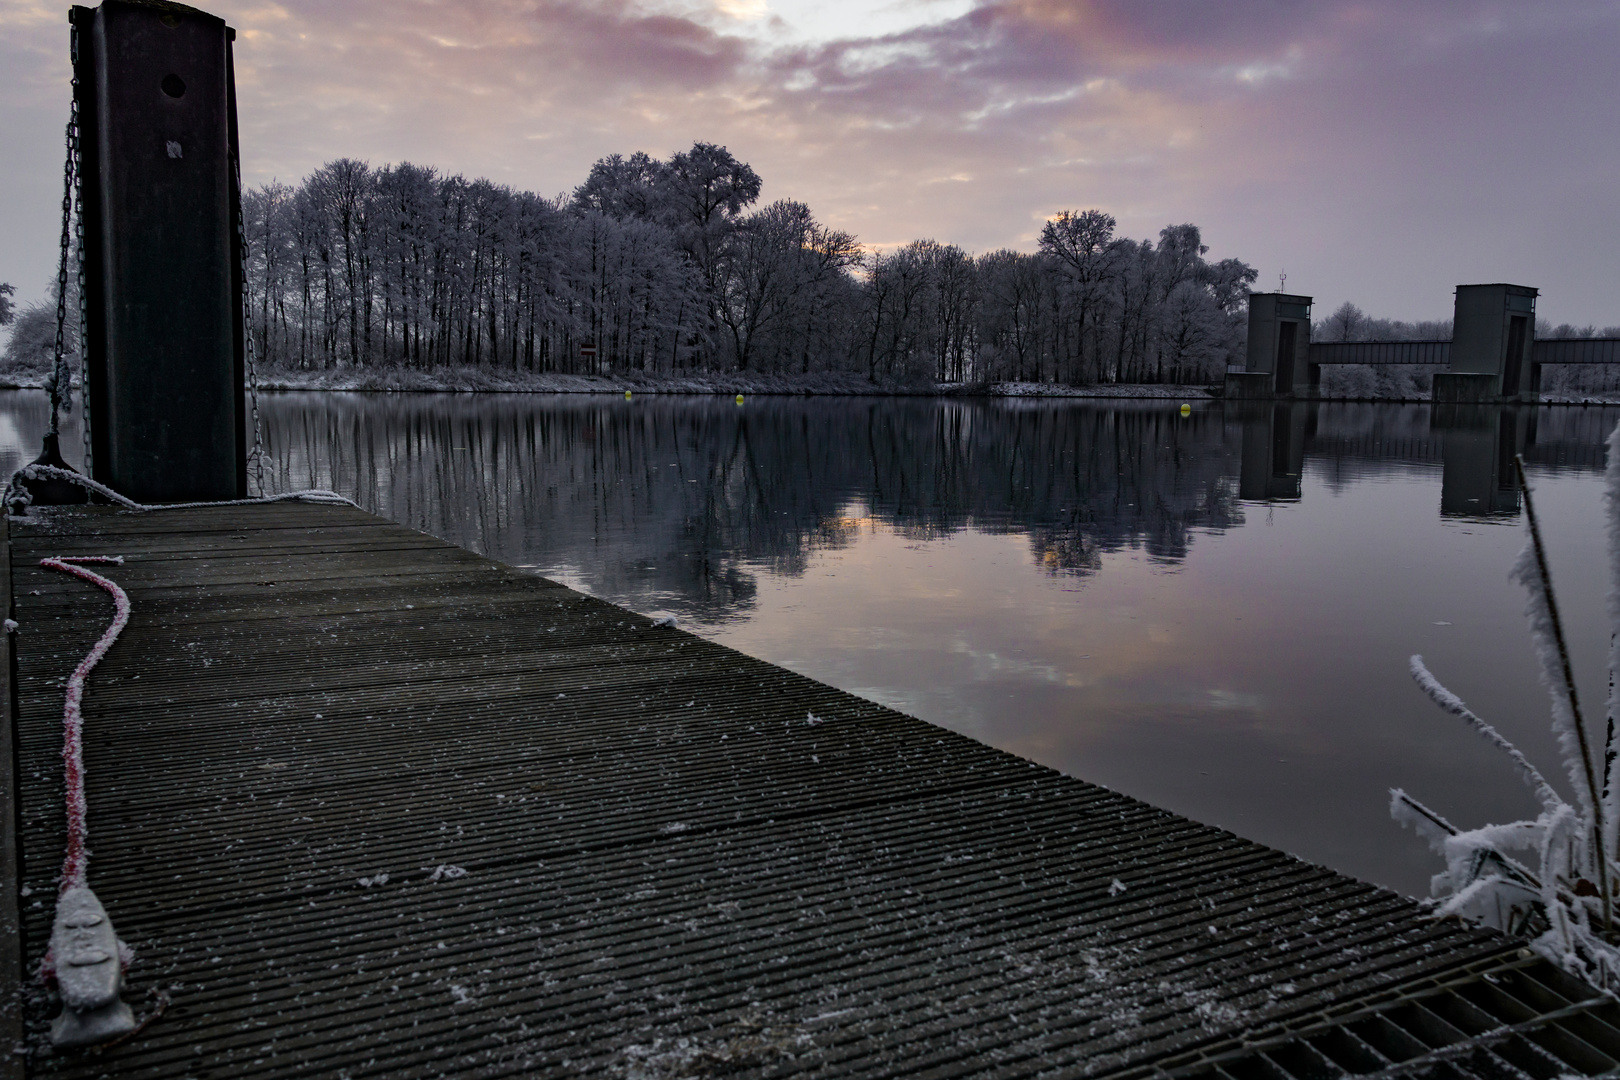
top-left (1040, 209), bottom-right (1119, 382)
top-left (857, 242), bottom-right (949, 385)
top-left (714, 199), bottom-right (860, 373)
top-left (0, 272), bottom-right (77, 378)
top-left (975, 250), bottom-right (1046, 383)
top-left (234, 154), bottom-right (1259, 384)
top-left (1312, 305), bottom-right (1450, 344)
top-left (1157, 280), bottom-right (1228, 384)
top-left (1320, 301), bottom-right (1365, 341)
top-left (0, 304), bottom-right (60, 376)
top-left (571, 152), bottom-right (664, 223)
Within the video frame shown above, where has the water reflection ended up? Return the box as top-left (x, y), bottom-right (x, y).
top-left (260, 396), bottom-right (1247, 623)
top-left (1433, 404), bottom-right (1530, 518)
top-left (254, 396), bottom-right (1617, 599)
top-left (3, 390), bottom-right (1617, 898)
top-left (1235, 403), bottom-right (1310, 501)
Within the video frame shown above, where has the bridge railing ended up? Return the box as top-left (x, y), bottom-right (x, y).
top-left (1531, 338), bottom-right (1620, 365)
top-left (1304, 338), bottom-right (1620, 367)
top-left (1306, 340), bottom-right (1451, 366)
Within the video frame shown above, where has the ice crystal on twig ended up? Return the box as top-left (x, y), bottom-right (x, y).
top-left (1394, 425), bottom-right (1620, 992)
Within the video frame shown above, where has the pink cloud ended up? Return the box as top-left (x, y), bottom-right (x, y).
top-left (2, 0), bottom-right (1617, 323)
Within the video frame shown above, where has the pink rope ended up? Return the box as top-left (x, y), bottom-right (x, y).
top-left (39, 556), bottom-right (129, 895)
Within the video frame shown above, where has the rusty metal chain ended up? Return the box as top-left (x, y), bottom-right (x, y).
top-left (73, 69), bottom-right (92, 478)
top-left (50, 20), bottom-right (94, 477)
top-left (232, 147), bottom-right (265, 496)
top-left (48, 91), bottom-right (77, 440)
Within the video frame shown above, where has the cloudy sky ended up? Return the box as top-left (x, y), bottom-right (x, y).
top-left (2, 0), bottom-right (1618, 326)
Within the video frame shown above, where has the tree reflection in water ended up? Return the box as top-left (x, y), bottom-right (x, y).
top-left (0, 390), bottom-right (1616, 896)
top-left (260, 394), bottom-right (1249, 622)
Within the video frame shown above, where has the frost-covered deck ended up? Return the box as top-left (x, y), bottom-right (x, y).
top-left (2, 503), bottom-right (1617, 1078)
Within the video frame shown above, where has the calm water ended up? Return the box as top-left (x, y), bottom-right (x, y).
top-left (5, 391), bottom-right (1616, 898)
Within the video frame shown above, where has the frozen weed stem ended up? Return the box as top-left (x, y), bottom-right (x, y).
top-left (1394, 424), bottom-right (1620, 990)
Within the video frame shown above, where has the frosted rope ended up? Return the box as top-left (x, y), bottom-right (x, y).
top-left (39, 555), bottom-right (129, 894)
top-left (13, 464), bottom-right (355, 512)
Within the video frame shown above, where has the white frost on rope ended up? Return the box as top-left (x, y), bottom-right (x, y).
top-left (357, 873), bottom-right (390, 888)
top-left (37, 555), bottom-right (138, 1047)
top-left (40, 556), bottom-right (130, 894)
top-left (9, 464), bottom-right (356, 514)
top-left (1108, 879), bottom-right (1127, 896)
top-left (652, 614), bottom-right (677, 627)
top-left (428, 865), bottom-right (467, 882)
top-left (3, 619), bottom-right (16, 633)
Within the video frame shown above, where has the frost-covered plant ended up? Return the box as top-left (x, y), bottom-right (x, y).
top-left (1393, 422), bottom-right (1620, 991)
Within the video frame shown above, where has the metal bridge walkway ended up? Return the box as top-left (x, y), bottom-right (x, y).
top-left (3, 503), bottom-right (1619, 1079)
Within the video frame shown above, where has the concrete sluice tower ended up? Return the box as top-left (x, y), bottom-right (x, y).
top-left (1434, 283), bottom-right (1539, 403)
top-left (1225, 293), bottom-right (1313, 400)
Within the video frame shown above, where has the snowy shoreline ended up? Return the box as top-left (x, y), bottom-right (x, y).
top-left (250, 369), bottom-right (1227, 398)
top-left (3, 368), bottom-right (1615, 403)
top-left (0, 367), bottom-right (1221, 398)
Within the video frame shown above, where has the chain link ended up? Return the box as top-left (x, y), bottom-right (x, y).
top-left (74, 74), bottom-right (92, 479)
top-left (48, 91), bottom-right (77, 440)
top-left (232, 146), bottom-right (265, 496)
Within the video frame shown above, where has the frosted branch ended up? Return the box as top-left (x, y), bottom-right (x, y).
top-left (1409, 655), bottom-right (1563, 811)
top-left (1512, 455), bottom-right (1609, 928)
top-left (1389, 788), bottom-right (1457, 853)
top-left (1604, 420), bottom-right (1620, 858)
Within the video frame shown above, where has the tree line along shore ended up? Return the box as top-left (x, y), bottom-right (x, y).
top-left (4, 142), bottom-right (1617, 399)
top-left (2, 142), bottom-right (1257, 390)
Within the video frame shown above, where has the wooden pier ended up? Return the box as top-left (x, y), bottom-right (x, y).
top-left (5, 503), bottom-right (1620, 1078)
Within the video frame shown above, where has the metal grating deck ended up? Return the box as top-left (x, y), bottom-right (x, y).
top-left (0, 503), bottom-right (1600, 1078)
top-left (1143, 954), bottom-right (1620, 1080)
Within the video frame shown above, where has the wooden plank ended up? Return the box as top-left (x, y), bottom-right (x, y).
top-left (0, 512), bottom-right (24, 1080)
top-left (17, 502), bottom-right (378, 534)
top-left (3, 503), bottom-right (1561, 1078)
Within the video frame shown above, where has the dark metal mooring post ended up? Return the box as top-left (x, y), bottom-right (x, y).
top-left (72, 0), bottom-right (246, 502)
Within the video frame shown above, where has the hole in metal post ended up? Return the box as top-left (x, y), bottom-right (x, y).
top-left (161, 74), bottom-right (186, 98)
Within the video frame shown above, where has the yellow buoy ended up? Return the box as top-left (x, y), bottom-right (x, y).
top-left (1179, 403), bottom-right (1191, 416)
top-left (624, 390), bottom-right (632, 400)
top-left (735, 394), bottom-right (745, 405)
